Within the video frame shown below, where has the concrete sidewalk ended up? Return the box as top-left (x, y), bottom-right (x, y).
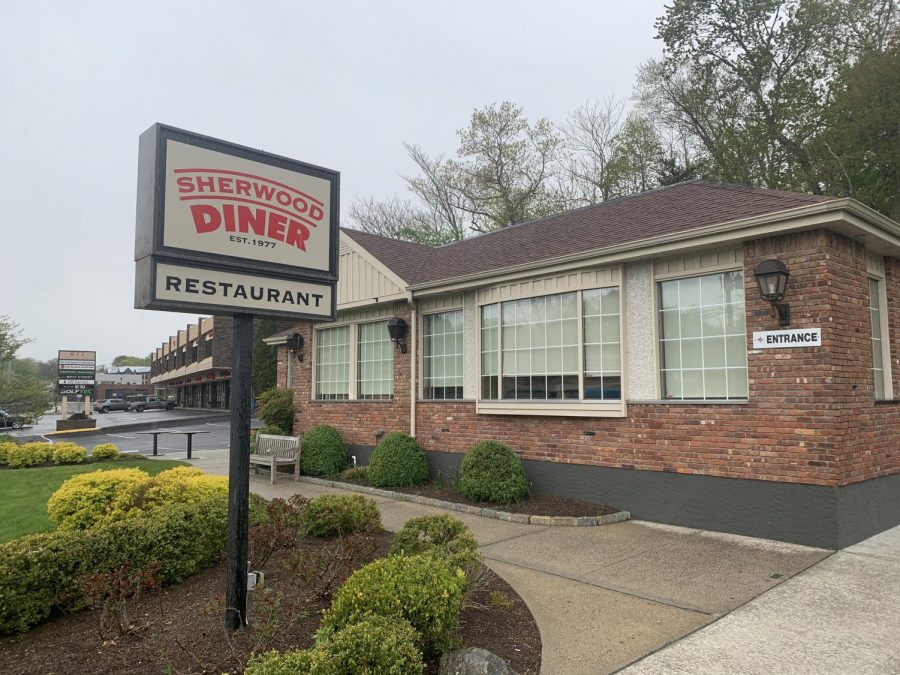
top-left (620, 524), bottom-right (900, 674)
top-left (175, 448), bottom-right (834, 674)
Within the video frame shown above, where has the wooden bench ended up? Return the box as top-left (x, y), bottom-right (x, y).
top-left (249, 434), bottom-right (301, 484)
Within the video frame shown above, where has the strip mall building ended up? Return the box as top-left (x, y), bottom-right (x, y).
top-left (267, 181), bottom-right (900, 548)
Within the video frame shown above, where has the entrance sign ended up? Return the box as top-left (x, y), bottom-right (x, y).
top-left (752, 328), bottom-right (822, 349)
top-left (58, 350), bottom-right (96, 397)
top-left (135, 125), bottom-right (340, 632)
top-left (134, 123), bottom-right (339, 322)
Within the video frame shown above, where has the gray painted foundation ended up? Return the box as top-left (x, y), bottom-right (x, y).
top-left (349, 444), bottom-right (900, 549)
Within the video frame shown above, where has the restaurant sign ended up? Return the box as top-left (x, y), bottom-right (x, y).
top-left (134, 124), bottom-right (339, 321)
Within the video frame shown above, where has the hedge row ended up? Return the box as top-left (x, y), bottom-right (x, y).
top-left (0, 441), bottom-right (120, 468)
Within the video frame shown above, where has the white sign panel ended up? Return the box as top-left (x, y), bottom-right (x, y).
top-left (155, 262), bottom-right (333, 318)
top-left (163, 140), bottom-right (332, 271)
top-left (752, 328), bottom-right (822, 349)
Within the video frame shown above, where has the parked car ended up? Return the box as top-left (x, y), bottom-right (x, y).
top-left (0, 408), bottom-right (31, 429)
top-left (92, 399), bottom-right (130, 414)
top-left (125, 395), bottom-right (176, 412)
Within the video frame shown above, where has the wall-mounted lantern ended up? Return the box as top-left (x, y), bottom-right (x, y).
top-left (754, 259), bottom-right (791, 326)
top-left (386, 317), bottom-right (408, 354)
top-left (286, 333), bottom-right (304, 361)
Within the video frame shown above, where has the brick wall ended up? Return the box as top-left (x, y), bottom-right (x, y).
top-left (280, 230), bottom-right (900, 489)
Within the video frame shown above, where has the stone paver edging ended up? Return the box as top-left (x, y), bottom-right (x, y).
top-left (297, 476), bottom-right (630, 526)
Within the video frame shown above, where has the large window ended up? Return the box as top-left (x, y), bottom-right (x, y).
top-left (357, 320), bottom-right (393, 400)
top-left (870, 278), bottom-right (888, 399)
top-left (480, 288), bottom-right (621, 401)
top-left (315, 325), bottom-right (350, 400)
top-left (423, 310), bottom-right (463, 399)
top-left (659, 271), bottom-right (747, 400)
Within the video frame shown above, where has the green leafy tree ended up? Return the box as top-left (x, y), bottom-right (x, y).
top-left (252, 319), bottom-right (278, 394)
top-left (111, 355), bottom-right (150, 367)
top-left (0, 318), bottom-right (50, 418)
top-left (819, 44), bottom-right (900, 220)
top-left (638, 0), bottom-right (898, 195)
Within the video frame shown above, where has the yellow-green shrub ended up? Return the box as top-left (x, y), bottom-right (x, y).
top-left (321, 554), bottom-right (465, 656)
top-left (389, 515), bottom-right (481, 574)
top-left (245, 649), bottom-right (319, 675)
top-left (142, 466), bottom-right (228, 509)
top-left (0, 441), bottom-right (17, 465)
top-left (91, 443), bottom-right (120, 461)
top-left (51, 442), bottom-right (87, 465)
top-left (47, 468), bottom-right (152, 530)
top-left (6, 442), bottom-right (53, 468)
top-left (303, 494), bottom-right (382, 537)
top-left (0, 498), bottom-right (229, 634)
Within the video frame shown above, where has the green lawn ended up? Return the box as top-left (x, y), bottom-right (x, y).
top-left (0, 457), bottom-right (188, 544)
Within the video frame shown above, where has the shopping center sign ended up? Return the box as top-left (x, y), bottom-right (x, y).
top-left (134, 124), bottom-right (339, 321)
top-left (58, 350), bottom-right (96, 397)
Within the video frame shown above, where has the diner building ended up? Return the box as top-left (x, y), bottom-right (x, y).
top-left (267, 180), bottom-right (900, 548)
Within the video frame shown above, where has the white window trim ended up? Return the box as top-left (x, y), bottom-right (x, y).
top-left (869, 274), bottom-right (894, 400)
top-left (312, 319), bottom-right (394, 401)
top-left (475, 286), bottom-right (626, 418)
top-left (419, 306), bottom-right (465, 401)
top-left (654, 265), bottom-right (747, 403)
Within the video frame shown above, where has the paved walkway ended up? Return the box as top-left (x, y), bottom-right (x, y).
top-left (172, 448), bottom-right (844, 674)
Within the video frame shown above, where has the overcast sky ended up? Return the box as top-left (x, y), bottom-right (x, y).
top-left (1, 0), bottom-right (666, 366)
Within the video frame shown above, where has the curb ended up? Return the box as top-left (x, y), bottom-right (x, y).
top-left (14, 413), bottom-right (232, 442)
top-left (297, 476), bottom-right (630, 527)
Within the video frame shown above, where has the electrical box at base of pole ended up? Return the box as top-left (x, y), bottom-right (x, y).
top-left (247, 570), bottom-right (263, 591)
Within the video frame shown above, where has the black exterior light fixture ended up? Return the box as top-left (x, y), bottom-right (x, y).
top-left (754, 259), bottom-right (791, 326)
top-left (387, 317), bottom-right (409, 353)
top-left (286, 333), bottom-right (305, 361)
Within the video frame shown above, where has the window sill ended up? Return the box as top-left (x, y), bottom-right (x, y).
top-left (476, 400), bottom-right (626, 418)
top-left (874, 399), bottom-right (900, 405)
top-left (629, 399), bottom-right (749, 405)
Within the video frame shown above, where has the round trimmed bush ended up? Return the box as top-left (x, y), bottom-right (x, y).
top-left (91, 443), bottom-right (120, 461)
top-left (389, 515), bottom-right (480, 573)
top-left (319, 616), bottom-right (423, 674)
top-left (257, 425), bottom-right (286, 437)
top-left (303, 494), bottom-right (382, 537)
top-left (7, 442), bottom-right (53, 468)
top-left (142, 466), bottom-right (228, 509)
top-left (47, 468), bottom-right (152, 530)
top-left (51, 442), bottom-right (87, 465)
top-left (300, 425), bottom-right (347, 477)
top-left (367, 432), bottom-right (428, 487)
top-left (322, 554), bottom-right (465, 655)
top-left (245, 649), bottom-right (318, 675)
top-left (458, 441), bottom-right (528, 505)
top-left (257, 387), bottom-right (294, 435)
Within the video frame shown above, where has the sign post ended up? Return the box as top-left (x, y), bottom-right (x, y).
top-left (134, 124), bottom-right (338, 629)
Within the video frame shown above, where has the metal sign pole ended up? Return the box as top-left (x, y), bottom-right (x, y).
top-left (225, 312), bottom-right (253, 629)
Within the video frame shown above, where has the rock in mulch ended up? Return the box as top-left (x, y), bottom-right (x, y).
top-left (439, 647), bottom-right (516, 675)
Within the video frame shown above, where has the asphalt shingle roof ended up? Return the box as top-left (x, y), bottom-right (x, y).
top-left (343, 180), bottom-right (832, 286)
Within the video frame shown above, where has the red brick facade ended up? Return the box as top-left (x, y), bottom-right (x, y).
top-left (279, 229), bottom-right (899, 490)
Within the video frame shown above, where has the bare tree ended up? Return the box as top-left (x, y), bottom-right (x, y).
top-left (348, 196), bottom-right (461, 246)
top-left (561, 97), bottom-right (626, 204)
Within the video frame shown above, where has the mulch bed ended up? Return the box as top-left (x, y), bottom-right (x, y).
top-left (0, 531), bottom-right (541, 674)
top-left (340, 477), bottom-right (619, 517)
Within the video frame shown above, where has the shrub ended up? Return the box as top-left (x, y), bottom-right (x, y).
top-left (320, 616), bottom-right (423, 674)
top-left (367, 433), bottom-right (428, 487)
top-left (6, 442), bottom-right (53, 468)
top-left (142, 466), bottom-right (228, 509)
top-left (321, 554), bottom-right (465, 655)
top-left (0, 499), bottom-right (228, 633)
top-left (303, 494), bottom-right (382, 537)
top-left (91, 443), bottom-right (121, 461)
top-left (389, 515), bottom-right (480, 573)
top-left (51, 442), bottom-right (88, 465)
top-left (47, 468), bottom-right (152, 530)
top-left (257, 388), bottom-right (294, 435)
top-left (458, 441), bottom-right (528, 505)
top-left (338, 466), bottom-right (369, 483)
top-left (300, 425), bottom-right (347, 477)
top-left (245, 649), bottom-right (318, 675)
top-left (257, 425), bottom-right (286, 437)
top-left (0, 441), bottom-right (18, 465)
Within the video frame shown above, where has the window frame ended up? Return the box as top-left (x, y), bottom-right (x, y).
top-left (656, 268), bottom-right (748, 402)
top-left (312, 319), bottom-right (394, 402)
top-left (868, 275), bottom-right (894, 400)
top-left (475, 285), bottom-right (626, 418)
top-left (421, 308), bottom-right (465, 401)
